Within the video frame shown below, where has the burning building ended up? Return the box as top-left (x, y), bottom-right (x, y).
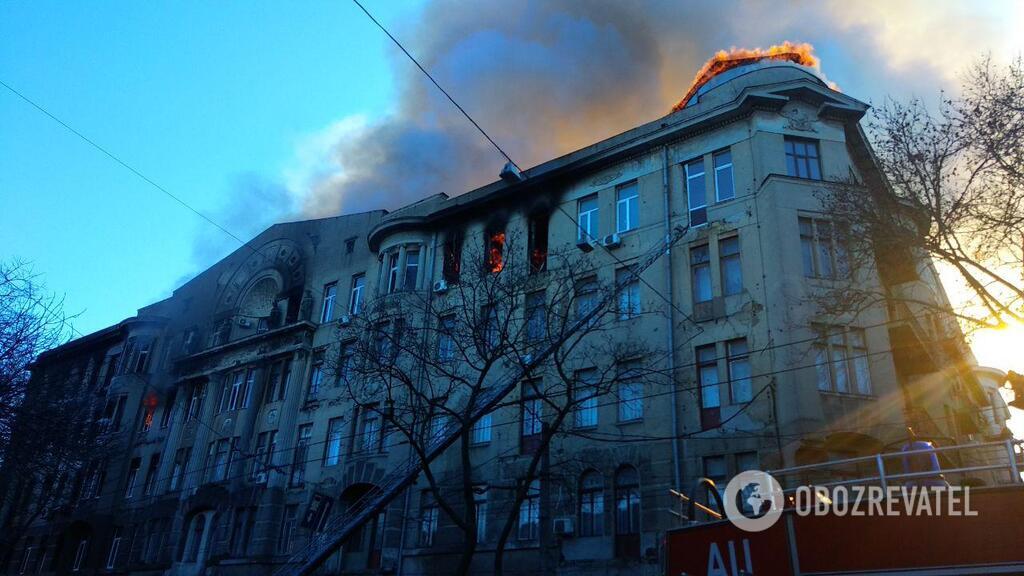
top-left (2, 46), bottom-right (1013, 576)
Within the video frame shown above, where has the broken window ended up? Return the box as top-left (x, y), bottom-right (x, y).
top-left (442, 229), bottom-right (464, 283)
top-left (485, 226), bottom-right (506, 274)
top-left (528, 212), bottom-right (549, 273)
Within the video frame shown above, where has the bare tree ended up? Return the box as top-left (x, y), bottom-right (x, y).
top-left (328, 232), bottom-right (669, 575)
top-left (0, 259), bottom-right (94, 559)
top-left (823, 56), bottom-right (1024, 329)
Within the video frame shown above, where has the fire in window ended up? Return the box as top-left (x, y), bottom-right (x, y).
top-left (485, 227), bottom-right (506, 273)
top-left (528, 212), bottom-right (549, 273)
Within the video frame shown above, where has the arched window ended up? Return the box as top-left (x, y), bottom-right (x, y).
top-left (184, 515), bottom-right (206, 562)
top-left (579, 470), bottom-right (604, 537)
top-left (614, 466), bottom-right (640, 559)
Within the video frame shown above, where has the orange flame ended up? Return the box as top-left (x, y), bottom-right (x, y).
top-left (487, 231), bottom-right (506, 273)
top-left (672, 42), bottom-right (821, 112)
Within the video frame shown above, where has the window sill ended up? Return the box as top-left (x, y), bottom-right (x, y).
top-left (819, 390), bottom-right (875, 400)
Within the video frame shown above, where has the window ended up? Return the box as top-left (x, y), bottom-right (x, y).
top-left (159, 390), bottom-right (176, 429)
top-left (616, 181), bottom-right (639, 233)
top-left (685, 158), bottom-right (707, 226)
top-left (442, 229), bottom-right (463, 283)
top-left (714, 149), bottom-right (734, 201)
top-left (324, 418), bottom-right (344, 466)
top-left (359, 407), bottom-right (382, 454)
top-left (785, 137), bottom-right (821, 179)
top-left (579, 471), bottom-right (604, 537)
top-left (207, 438), bottom-right (233, 483)
top-left (20, 544), bottom-right (33, 575)
top-left (616, 268), bottom-right (640, 320)
top-left (124, 458), bottom-right (141, 498)
top-left (308, 359), bottom-right (324, 402)
top-left (290, 424), bottom-right (312, 487)
top-left (474, 485), bottom-right (488, 542)
top-left (404, 249), bottom-right (420, 290)
top-left (338, 341), bottom-right (356, 382)
top-left (697, 344), bottom-right (720, 429)
top-left (251, 430), bottom-right (277, 482)
top-left (517, 479), bottom-right (540, 540)
top-left (105, 528), bottom-right (121, 570)
top-left (799, 216), bottom-right (848, 279)
top-left (349, 274), bottom-right (365, 315)
top-left (703, 455), bottom-right (727, 504)
top-left (736, 451), bottom-right (759, 474)
top-left (419, 491), bottom-right (438, 546)
top-left (576, 277), bottom-right (599, 323)
top-left (142, 453), bottom-right (160, 496)
top-left (471, 411), bottom-right (492, 445)
top-left (485, 227), bottom-right (506, 274)
top-left (72, 539), bottom-right (88, 572)
top-left (345, 237), bottom-right (356, 254)
top-left (108, 394), bottom-right (128, 431)
top-left (814, 326), bottom-right (872, 395)
top-left (727, 338), bottom-right (752, 403)
top-left (528, 212), bottom-right (549, 273)
top-left (437, 315), bottom-right (456, 362)
top-left (220, 370), bottom-right (249, 412)
top-left (140, 398), bottom-right (156, 432)
top-left (617, 361), bottom-right (643, 422)
top-left (521, 382), bottom-right (543, 453)
top-left (186, 383), bottom-right (204, 421)
top-left (573, 369), bottom-right (598, 428)
top-left (578, 194), bottom-right (599, 241)
top-left (265, 361), bottom-right (290, 404)
top-left (386, 252), bottom-right (400, 293)
top-left (614, 466), bottom-right (641, 559)
top-left (278, 505), bottom-right (298, 554)
top-left (321, 282), bottom-right (337, 323)
top-left (525, 291), bottom-right (546, 342)
top-left (691, 245), bottom-right (712, 304)
top-left (481, 305), bottom-right (499, 351)
top-left (719, 236), bottom-right (742, 296)
top-left (169, 448), bottom-right (189, 492)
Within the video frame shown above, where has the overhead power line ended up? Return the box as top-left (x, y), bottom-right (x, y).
top-left (0, 79), bottom-right (252, 250)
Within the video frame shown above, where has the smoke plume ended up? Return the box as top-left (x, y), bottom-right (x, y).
top-left (286, 0), bottom-right (1013, 218)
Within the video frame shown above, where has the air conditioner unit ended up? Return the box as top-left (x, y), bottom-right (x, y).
top-left (254, 471), bottom-right (268, 484)
top-left (553, 517), bottom-right (575, 536)
top-left (575, 237), bottom-right (595, 252)
top-left (339, 315), bottom-right (352, 326)
top-left (602, 233), bottom-right (622, 249)
top-left (237, 317), bottom-right (252, 328)
top-left (433, 279), bottom-right (449, 294)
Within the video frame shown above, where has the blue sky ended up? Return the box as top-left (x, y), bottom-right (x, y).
top-left (0, 1), bottom-right (424, 334)
top-left (2, 0), bottom-right (1021, 341)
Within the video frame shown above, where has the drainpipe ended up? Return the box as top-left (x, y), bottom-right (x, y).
top-left (663, 144), bottom-right (683, 493)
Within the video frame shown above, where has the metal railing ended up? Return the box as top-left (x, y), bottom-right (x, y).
top-left (768, 439), bottom-right (1024, 493)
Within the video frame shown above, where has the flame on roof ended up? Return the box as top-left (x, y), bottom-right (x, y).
top-left (673, 42), bottom-right (821, 112)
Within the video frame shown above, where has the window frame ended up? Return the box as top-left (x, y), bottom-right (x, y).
top-left (685, 157), bottom-right (707, 226)
top-left (785, 137), bottom-right (822, 180)
top-left (577, 194), bottom-right (599, 241)
top-left (615, 181), bottom-right (639, 233)
top-left (713, 149), bottom-right (735, 202)
top-left (349, 274), bottom-right (365, 315)
top-left (719, 235), bottom-right (742, 296)
top-left (320, 282), bottom-right (337, 323)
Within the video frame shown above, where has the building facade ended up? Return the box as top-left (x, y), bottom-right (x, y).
top-left (3, 61), bottom-right (1010, 576)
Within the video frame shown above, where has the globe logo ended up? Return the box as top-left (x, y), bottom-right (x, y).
top-left (723, 470), bottom-right (785, 532)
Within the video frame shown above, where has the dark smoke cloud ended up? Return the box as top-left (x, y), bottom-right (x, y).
top-left (292, 0), bottom-right (1007, 217)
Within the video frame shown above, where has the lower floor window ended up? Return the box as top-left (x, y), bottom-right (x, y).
top-left (517, 480), bottom-right (541, 540)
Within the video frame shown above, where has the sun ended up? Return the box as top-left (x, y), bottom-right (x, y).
top-left (971, 322), bottom-right (1024, 374)
top-left (971, 322), bottom-right (1024, 440)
